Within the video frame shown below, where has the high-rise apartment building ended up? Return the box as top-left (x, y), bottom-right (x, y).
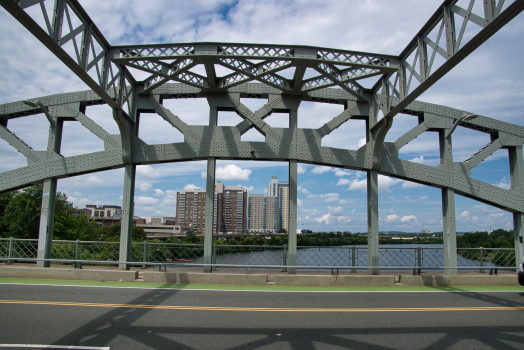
top-left (215, 182), bottom-right (247, 234)
top-left (176, 188), bottom-right (207, 233)
top-left (278, 181), bottom-right (289, 232)
top-left (247, 194), bottom-right (278, 232)
top-left (176, 182), bottom-right (247, 234)
top-left (268, 176), bottom-right (278, 197)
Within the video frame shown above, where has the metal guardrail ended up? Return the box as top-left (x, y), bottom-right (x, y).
top-left (0, 238), bottom-right (517, 273)
top-left (0, 257), bottom-right (519, 274)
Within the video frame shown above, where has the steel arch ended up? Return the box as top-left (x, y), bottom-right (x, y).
top-left (1, 0), bottom-right (523, 272)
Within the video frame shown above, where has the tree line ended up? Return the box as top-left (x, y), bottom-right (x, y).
top-left (0, 185), bottom-right (146, 242)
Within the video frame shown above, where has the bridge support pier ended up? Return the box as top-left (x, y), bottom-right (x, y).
top-left (37, 178), bottom-right (57, 267)
top-left (287, 160), bottom-right (298, 274)
top-left (442, 188), bottom-right (457, 275)
top-left (367, 170), bottom-right (379, 275)
top-left (509, 146), bottom-right (524, 267)
top-left (203, 157), bottom-right (216, 273)
top-left (119, 164), bottom-right (136, 270)
top-left (37, 117), bottom-right (63, 268)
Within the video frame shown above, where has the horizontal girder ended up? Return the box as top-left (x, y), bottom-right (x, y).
top-left (0, 86), bottom-right (523, 214)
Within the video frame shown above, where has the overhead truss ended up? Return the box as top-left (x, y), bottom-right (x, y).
top-left (0, 0), bottom-right (523, 212)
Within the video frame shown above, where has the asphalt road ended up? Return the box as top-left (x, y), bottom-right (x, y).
top-left (1, 283), bottom-right (524, 349)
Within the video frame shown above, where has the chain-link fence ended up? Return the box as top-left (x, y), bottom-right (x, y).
top-left (215, 245), bottom-right (285, 266)
top-left (0, 238), bottom-right (518, 271)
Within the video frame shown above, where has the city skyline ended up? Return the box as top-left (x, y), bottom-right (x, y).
top-left (1, 1), bottom-right (522, 234)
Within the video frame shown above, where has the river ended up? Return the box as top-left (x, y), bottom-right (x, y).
top-left (188, 244), bottom-right (498, 269)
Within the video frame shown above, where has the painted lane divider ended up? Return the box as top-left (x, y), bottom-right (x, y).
top-left (1, 300), bottom-right (524, 313)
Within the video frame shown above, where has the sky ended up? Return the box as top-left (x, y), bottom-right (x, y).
top-left (0, 0), bottom-right (523, 233)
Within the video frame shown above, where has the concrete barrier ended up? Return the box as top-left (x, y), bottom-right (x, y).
top-left (275, 275), bottom-right (336, 286)
top-left (143, 272), bottom-right (268, 285)
top-left (400, 274), bottom-right (519, 286)
top-left (336, 275), bottom-right (395, 286)
top-left (0, 267), bottom-right (138, 282)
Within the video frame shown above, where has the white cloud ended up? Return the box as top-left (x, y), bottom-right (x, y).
top-left (472, 216), bottom-right (479, 221)
top-left (333, 169), bottom-right (352, 177)
top-left (154, 189), bottom-right (165, 196)
top-left (402, 180), bottom-right (424, 189)
top-left (216, 164), bottom-right (252, 180)
top-left (357, 138), bottom-right (367, 148)
top-left (336, 178), bottom-right (351, 186)
top-left (243, 185), bottom-right (255, 192)
top-left (142, 206), bottom-right (156, 213)
top-left (135, 196), bottom-right (159, 206)
top-left (297, 164), bottom-right (307, 174)
top-left (183, 184), bottom-right (200, 191)
top-left (300, 188), bottom-right (310, 194)
top-left (137, 165), bottom-right (161, 179)
top-left (138, 182), bottom-right (152, 192)
top-left (459, 211), bottom-right (470, 218)
top-left (348, 178), bottom-right (367, 191)
top-left (320, 193), bottom-right (339, 202)
top-left (493, 177), bottom-right (511, 189)
top-left (297, 198), bottom-right (303, 206)
top-left (400, 215), bottom-right (417, 223)
top-left (314, 213), bottom-right (351, 225)
top-left (338, 199), bottom-right (349, 204)
top-left (488, 213), bottom-right (504, 219)
top-left (409, 155), bottom-right (425, 163)
top-left (327, 206), bottom-right (344, 216)
top-left (311, 166), bottom-right (332, 174)
top-left (72, 191), bottom-right (82, 197)
top-left (419, 195), bottom-right (428, 200)
top-left (386, 214), bottom-right (398, 222)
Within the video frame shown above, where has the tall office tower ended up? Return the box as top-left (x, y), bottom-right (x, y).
top-left (264, 196), bottom-right (278, 232)
top-left (176, 188), bottom-right (207, 232)
top-left (268, 176), bottom-right (278, 197)
top-left (247, 194), bottom-right (265, 232)
top-left (215, 182), bottom-right (248, 234)
top-left (248, 194), bottom-right (278, 233)
top-left (278, 181), bottom-right (289, 232)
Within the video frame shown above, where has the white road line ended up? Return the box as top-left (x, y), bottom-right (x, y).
top-left (0, 282), bottom-right (518, 293)
top-left (0, 345), bottom-right (109, 349)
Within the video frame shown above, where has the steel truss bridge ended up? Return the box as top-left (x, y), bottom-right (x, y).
top-left (0, 0), bottom-right (523, 274)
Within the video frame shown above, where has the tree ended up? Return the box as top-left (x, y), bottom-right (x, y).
top-left (0, 191), bottom-right (16, 238)
top-left (101, 223), bottom-right (147, 242)
top-left (279, 228), bottom-right (287, 234)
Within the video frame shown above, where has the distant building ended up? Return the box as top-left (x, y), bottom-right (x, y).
top-left (215, 182), bottom-right (247, 234)
top-left (247, 194), bottom-right (278, 233)
top-left (268, 176), bottom-right (278, 197)
top-left (72, 208), bottom-right (90, 217)
top-left (175, 182), bottom-right (247, 234)
top-left (85, 204), bottom-right (122, 218)
top-left (278, 181), bottom-right (289, 231)
top-left (176, 188), bottom-right (207, 233)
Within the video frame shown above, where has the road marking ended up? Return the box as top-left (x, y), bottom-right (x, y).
top-left (1, 299), bottom-right (523, 313)
top-left (0, 345), bottom-right (109, 349)
top-left (0, 282), bottom-right (521, 293)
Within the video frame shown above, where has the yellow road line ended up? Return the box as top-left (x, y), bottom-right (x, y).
top-left (1, 299), bottom-right (523, 312)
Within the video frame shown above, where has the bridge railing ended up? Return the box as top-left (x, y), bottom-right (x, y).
top-left (0, 238), bottom-right (517, 272)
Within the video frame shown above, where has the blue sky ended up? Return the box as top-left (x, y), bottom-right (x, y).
top-left (0, 0), bottom-right (523, 233)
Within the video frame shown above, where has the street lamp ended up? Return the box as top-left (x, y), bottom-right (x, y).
top-left (22, 99), bottom-right (55, 126)
top-left (446, 113), bottom-right (478, 139)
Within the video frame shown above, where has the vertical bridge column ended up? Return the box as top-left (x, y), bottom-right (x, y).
top-left (367, 170), bottom-right (379, 275)
top-left (37, 117), bottom-right (63, 267)
top-left (203, 106), bottom-right (217, 273)
top-left (367, 95), bottom-right (379, 275)
top-left (440, 130), bottom-right (457, 275)
top-left (287, 109), bottom-right (298, 274)
top-left (119, 164), bottom-right (136, 270)
top-left (509, 146), bottom-right (524, 268)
